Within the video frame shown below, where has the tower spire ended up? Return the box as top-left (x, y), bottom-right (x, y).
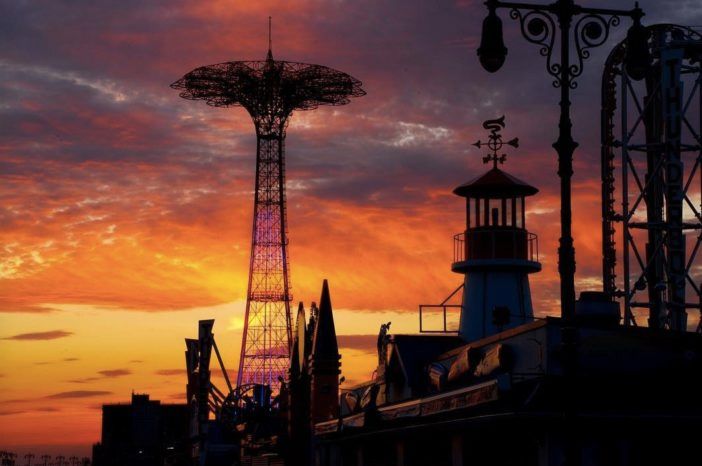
top-left (267, 16), bottom-right (273, 60)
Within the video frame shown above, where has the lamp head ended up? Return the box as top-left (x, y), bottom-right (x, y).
top-left (624, 11), bottom-right (650, 81)
top-left (478, 8), bottom-right (508, 73)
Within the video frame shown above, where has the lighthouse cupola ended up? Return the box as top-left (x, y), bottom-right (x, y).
top-left (453, 117), bottom-right (541, 342)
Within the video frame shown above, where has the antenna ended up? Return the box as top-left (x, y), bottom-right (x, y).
top-left (268, 16), bottom-right (272, 52)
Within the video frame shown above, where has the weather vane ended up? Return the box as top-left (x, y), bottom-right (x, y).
top-left (472, 115), bottom-right (519, 168)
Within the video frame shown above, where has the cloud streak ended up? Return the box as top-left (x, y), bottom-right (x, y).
top-left (98, 369), bottom-right (131, 378)
top-left (45, 390), bottom-right (112, 399)
top-left (68, 368), bottom-right (132, 383)
top-left (2, 330), bottom-right (73, 341)
top-left (337, 334), bottom-right (377, 354)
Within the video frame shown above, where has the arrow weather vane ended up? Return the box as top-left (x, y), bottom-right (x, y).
top-left (473, 115), bottom-right (519, 168)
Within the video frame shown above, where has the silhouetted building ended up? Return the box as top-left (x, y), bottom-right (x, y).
top-left (92, 393), bottom-right (188, 466)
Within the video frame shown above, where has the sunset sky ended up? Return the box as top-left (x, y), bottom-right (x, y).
top-left (2, 0), bottom-right (702, 457)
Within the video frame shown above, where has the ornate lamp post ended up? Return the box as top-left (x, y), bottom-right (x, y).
top-left (477, 0), bottom-right (650, 322)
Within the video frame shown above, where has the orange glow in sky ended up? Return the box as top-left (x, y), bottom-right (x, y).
top-left (2, 0), bottom-right (702, 457)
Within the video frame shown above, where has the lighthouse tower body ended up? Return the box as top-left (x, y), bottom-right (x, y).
top-left (452, 167), bottom-right (541, 342)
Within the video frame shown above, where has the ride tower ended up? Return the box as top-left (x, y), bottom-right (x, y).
top-left (172, 22), bottom-right (365, 392)
top-left (601, 24), bottom-right (702, 331)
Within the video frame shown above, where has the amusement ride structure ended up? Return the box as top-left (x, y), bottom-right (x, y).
top-left (601, 24), bottom-right (702, 331)
top-left (171, 20), bottom-right (365, 393)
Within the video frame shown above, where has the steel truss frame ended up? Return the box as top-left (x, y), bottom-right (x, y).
top-left (172, 52), bottom-right (364, 393)
top-left (601, 24), bottom-right (702, 331)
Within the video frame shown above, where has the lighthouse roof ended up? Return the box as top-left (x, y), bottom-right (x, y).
top-left (453, 167), bottom-right (538, 198)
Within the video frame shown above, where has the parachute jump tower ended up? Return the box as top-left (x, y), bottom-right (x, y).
top-left (172, 21), bottom-right (365, 392)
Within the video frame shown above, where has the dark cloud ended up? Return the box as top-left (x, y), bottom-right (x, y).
top-left (98, 369), bottom-right (131, 378)
top-left (37, 407), bottom-right (61, 413)
top-left (155, 369), bottom-right (185, 376)
top-left (68, 368), bottom-right (131, 383)
top-left (67, 377), bottom-right (101, 384)
top-left (45, 390), bottom-right (112, 399)
top-left (2, 330), bottom-right (73, 341)
top-left (35, 357), bottom-right (80, 366)
top-left (0, 403), bottom-right (61, 416)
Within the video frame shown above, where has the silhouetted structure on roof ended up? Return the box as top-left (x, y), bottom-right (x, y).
top-left (171, 19), bottom-right (365, 394)
top-left (92, 393), bottom-right (188, 466)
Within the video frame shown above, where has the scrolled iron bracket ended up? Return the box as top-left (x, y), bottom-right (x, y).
top-left (508, 6), bottom-right (622, 89)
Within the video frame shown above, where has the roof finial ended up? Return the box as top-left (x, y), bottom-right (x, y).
top-left (472, 115), bottom-right (519, 168)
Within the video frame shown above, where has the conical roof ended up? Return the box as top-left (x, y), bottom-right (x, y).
top-left (311, 280), bottom-right (339, 359)
top-left (454, 167), bottom-right (538, 198)
top-left (290, 302), bottom-right (307, 379)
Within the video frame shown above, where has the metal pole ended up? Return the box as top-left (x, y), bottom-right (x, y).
top-left (622, 72), bottom-right (632, 326)
top-left (553, 0), bottom-right (578, 323)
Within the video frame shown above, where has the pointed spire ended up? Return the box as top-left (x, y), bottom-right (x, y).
top-left (290, 302), bottom-right (307, 379)
top-left (306, 301), bottom-right (318, 359)
top-left (266, 16), bottom-right (273, 61)
top-left (312, 279), bottom-right (339, 358)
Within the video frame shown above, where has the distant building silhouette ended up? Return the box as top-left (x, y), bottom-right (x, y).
top-left (92, 393), bottom-right (188, 466)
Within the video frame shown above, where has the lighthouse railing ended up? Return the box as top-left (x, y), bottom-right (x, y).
top-left (418, 284), bottom-right (463, 333)
top-left (453, 230), bottom-right (539, 263)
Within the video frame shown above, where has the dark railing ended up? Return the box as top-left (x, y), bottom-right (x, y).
top-left (419, 304), bottom-right (461, 333)
top-left (418, 284), bottom-right (463, 333)
top-left (453, 228), bottom-right (538, 263)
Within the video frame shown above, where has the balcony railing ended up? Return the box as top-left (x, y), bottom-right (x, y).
top-left (418, 284), bottom-right (463, 333)
top-left (453, 228), bottom-right (538, 263)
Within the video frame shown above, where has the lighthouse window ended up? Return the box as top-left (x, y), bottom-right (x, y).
top-left (506, 199), bottom-right (513, 227)
top-left (489, 199), bottom-right (500, 226)
top-left (474, 198), bottom-right (481, 227)
top-left (484, 198), bottom-right (489, 226)
top-left (516, 197), bottom-right (524, 228)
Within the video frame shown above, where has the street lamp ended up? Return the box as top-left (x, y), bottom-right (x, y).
top-left (477, 0), bottom-right (649, 322)
top-left (478, 5), bottom-right (508, 72)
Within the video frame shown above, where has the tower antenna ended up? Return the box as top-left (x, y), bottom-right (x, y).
top-left (268, 16), bottom-right (272, 53)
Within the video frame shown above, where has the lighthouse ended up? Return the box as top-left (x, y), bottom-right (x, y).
top-left (452, 117), bottom-right (541, 342)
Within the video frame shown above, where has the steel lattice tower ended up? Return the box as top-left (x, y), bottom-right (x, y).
top-left (171, 25), bottom-right (364, 392)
